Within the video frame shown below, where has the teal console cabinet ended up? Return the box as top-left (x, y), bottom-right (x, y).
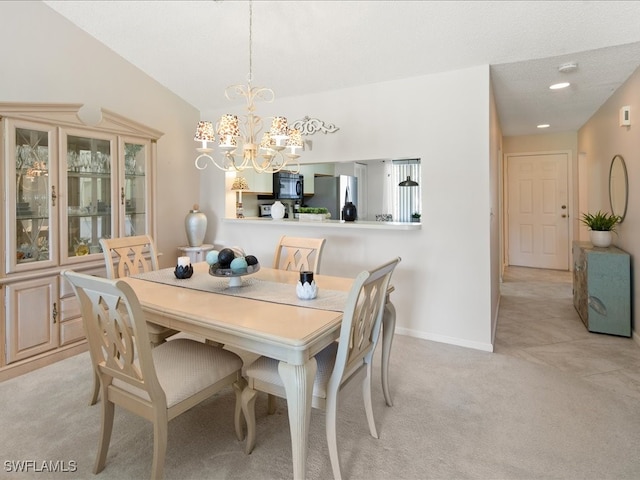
top-left (573, 241), bottom-right (631, 337)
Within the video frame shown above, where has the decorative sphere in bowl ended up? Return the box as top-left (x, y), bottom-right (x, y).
top-left (205, 250), bottom-right (219, 265)
top-left (174, 264), bottom-right (194, 279)
top-left (217, 248), bottom-right (236, 269)
top-left (230, 257), bottom-right (248, 274)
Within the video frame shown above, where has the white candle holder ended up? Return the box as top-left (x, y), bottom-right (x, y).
top-left (296, 280), bottom-right (318, 300)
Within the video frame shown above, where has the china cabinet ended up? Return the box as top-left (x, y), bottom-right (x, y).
top-left (0, 103), bottom-right (162, 380)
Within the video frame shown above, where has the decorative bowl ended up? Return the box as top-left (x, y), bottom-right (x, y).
top-left (209, 262), bottom-right (260, 287)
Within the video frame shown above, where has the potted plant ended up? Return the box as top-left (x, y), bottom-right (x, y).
top-left (298, 207), bottom-right (330, 222)
top-left (411, 212), bottom-right (421, 222)
top-left (580, 210), bottom-right (621, 247)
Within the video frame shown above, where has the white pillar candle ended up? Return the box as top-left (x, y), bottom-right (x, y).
top-left (178, 256), bottom-right (190, 267)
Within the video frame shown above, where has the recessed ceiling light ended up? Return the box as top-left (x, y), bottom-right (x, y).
top-left (550, 82), bottom-right (570, 90)
top-left (537, 124), bottom-right (550, 129)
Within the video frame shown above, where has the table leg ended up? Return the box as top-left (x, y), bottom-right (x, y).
top-left (381, 300), bottom-right (396, 407)
top-left (278, 357), bottom-right (317, 480)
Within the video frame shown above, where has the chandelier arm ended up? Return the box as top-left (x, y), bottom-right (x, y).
top-left (195, 152), bottom-right (250, 172)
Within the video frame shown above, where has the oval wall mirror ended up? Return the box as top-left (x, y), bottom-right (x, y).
top-left (609, 154), bottom-right (628, 221)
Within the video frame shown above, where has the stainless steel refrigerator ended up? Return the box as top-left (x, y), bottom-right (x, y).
top-left (306, 175), bottom-right (358, 220)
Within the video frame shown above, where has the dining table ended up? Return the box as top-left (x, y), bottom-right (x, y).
top-left (120, 261), bottom-right (397, 480)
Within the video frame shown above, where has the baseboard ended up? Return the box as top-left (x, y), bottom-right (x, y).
top-left (633, 329), bottom-right (640, 348)
top-left (394, 327), bottom-right (494, 352)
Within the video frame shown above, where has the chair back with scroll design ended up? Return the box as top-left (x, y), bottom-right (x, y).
top-left (61, 270), bottom-right (244, 479)
top-left (272, 235), bottom-right (326, 273)
top-left (99, 235), bottom-right (159, 279)
top-left (241, 257), bottom-right (401, 479)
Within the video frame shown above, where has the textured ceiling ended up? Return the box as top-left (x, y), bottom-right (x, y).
top-left (43, 1), bottom-right (640, 136)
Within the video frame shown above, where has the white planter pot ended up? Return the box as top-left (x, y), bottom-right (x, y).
top-left (298, 213), bottom-right (326, 222)
top-left (589, 230), bottom-right (612, 248)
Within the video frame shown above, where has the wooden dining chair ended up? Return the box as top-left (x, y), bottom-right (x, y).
top-left (62, 270), bottom-right (245, 480)
top-left (240, 257), bottom-right (401, 480)
top-left (272, 235), bottom-right (326, 274)
top-left (262, 234), bottom-right (329, 412)
top-left (85, 235), bottom-right (178, 406)
top-left (99, 235), bottom-right (180, 346)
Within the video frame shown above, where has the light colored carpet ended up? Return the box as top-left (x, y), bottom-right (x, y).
top-left (1, 334), bottom-right (640, 479)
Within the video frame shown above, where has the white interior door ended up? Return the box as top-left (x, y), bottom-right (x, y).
top-left (507, 153), bottom-right (569, 270)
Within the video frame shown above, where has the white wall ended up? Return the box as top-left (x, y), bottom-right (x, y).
top-left (0, 2), bottom-right (200, 266)
top-left (578, 66), bottom-right (640, 341)
top-left (199, 66), bottom-right (496, 351)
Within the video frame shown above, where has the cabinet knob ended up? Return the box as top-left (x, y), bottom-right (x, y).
top-left (121, 187), bottom-right (125, 205)
top-left (52, 302), bottom-right (58, 323)
top-left (51, 186), bottom-right (57, 207)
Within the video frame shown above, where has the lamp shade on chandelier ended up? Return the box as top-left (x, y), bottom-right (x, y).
top-left (194, 1), bottom-right (302, 174)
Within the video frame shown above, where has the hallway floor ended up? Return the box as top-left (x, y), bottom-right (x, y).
top-left (495, 266), bottom-right (640, 401)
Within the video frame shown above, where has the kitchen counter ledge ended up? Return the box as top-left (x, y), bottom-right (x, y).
top-left (224, 217), bottom-right (421, 230)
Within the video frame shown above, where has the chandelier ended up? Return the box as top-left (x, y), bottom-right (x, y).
top-left (194, 1), bottom-right (302, 174)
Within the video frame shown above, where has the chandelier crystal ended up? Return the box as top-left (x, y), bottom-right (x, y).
top-left (194, 1), bottom-right (301, 174)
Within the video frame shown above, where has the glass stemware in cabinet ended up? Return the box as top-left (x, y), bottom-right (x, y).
top-left (124, 142), bottom-right (147, 237)
top-left (66, 134), bottom-right (113, 257)
top-left (15, 128), bottom-right (52, 264)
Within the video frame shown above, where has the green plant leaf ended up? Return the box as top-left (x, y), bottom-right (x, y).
top-left (299, 207), bottom-right (328, 214)
top-left (580, 210), bottom-right (620, 231)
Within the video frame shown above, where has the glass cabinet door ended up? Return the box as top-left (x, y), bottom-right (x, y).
top-left (121, 138), bottom-right (150, 237)
top-left (8, 121), bottom-right (58, 272)
top-left (61, 131), bottom-right (115, 262)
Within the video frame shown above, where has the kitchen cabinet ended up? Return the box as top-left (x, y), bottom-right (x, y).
top-left (300, 162), bottom-right (334, 195)
top-left (242, 170), bottom-right (273, 194)
top-left (572, 241), bottom-right (630, 336)
top-left (0, 103), bottom-right (162, 379)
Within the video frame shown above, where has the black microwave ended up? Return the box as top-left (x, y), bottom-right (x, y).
top-left (273, 172), bottom-right (303, 200)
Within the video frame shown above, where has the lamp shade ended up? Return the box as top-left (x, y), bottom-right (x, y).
top-left (194, 121), bottom-right (215, 142)
top-left (231, 177), bottom-right (250, 191)
top-left (270, 116), bottom-right (289, 139)
top-left (259, 131), bottom-right (274, 149)
top-left (286, 128), bottom-right (303, 148)
top-left (399, 175), bottom-right (419, 187)
top-left (217, 114), bottom-right (240, 137)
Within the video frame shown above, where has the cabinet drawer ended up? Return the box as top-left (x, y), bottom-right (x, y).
top-left (60, 296), bottom-right (81, 322)
top-left (59, 267), bottom-right (106, 298)
top-left (60, 317), bottom-right (86, 346)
